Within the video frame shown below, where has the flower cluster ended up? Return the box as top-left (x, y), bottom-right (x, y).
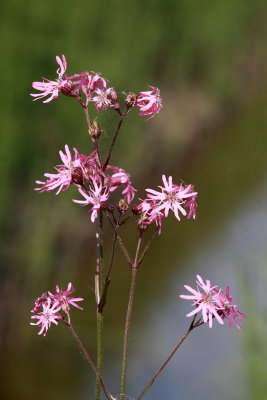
top-left (135, 175), bottom-right (197, 234)
top-left (31, 55), bottom-right (162, 120)
top-left (36, 144), bottom-right (136, 222)
top-left (30, 283), bottom-right (83, 336)
top-left (180, 275), bottom-right (246, 329)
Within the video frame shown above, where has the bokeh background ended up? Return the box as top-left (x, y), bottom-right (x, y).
top-left (1, 1), bottom-right (267, 399)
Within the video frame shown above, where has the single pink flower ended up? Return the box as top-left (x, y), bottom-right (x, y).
top-left (35, 145), bottom-right (82, 194)
top-left (184, 195), bottom-right (197, 220)
top-left (136, 86), bottom-right (162, 120)
top-left (73, 71), bottom-right (108, 102)
top-left (30, 298), bottom-right (61, 336)
top-left (31, 55), bottom-right (70, 103)
top-left (213, 286), bottom-right (246, 329)
top-left (92, 88), bottom-right (114, 111)
top-left (31, 292), bottom-right (49, 313)
top-left (109, 168), bottom-right (137, 204)
top-left (73, 177), bottom-right (110, 222)
top-left (180, 275), bottom-right (224, 328)
top-left (146, 175), bottom-right (198, 221)
top-left (35, 145), bottom-right (101, 195)
top-left (138, 199), bottom-right (164, 232)
top-left (48, 282), bottom-right (84, 315)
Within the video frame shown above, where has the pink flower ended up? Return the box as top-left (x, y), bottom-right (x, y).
top-left (73, 71), bottom-right (108, 102)
top-left (31, 55), bottom-right (70, 103)
top-left (136, 86), bottom-right (162, 120)
top-left (48, 283), bottom-right (84, 315)
top-left (92, 88), bottom-right (114, 112)
top-left (136, 199), bottom-right (164, 234)
top-left (213, 286), bottom-right (246, 329)
top-left (146, 175), bottom-right (198, 221)
top-left (180, 275), bottom-right (224, 328)
top-left (109, 168), bottom-right (137, 204)
top-left (35, 145), bottom-right (101, 195)
top-left (35, 145), bottom-right (82, 194)
top-left (30, 298), bottom-right (61, 336)
top-left (31, 292), bottom-right (49, 313)
top-left (180, 275), bottom-right (246, 329)
top-left (73, 177), bottom-right (110, 222)
top-left (184, 195), bottom-right (197, 220)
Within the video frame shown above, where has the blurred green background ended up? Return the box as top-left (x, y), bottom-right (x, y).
top-left (1, 1), bottom-right (267, 399)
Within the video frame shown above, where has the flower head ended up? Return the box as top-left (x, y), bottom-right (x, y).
top-left (48, 282), bottom-right (84, 315)
top-left (73, 177), bottom-right (110, 222)
top-left (31, 55), bottom-right (70, 103)
top-left (35, 145), bottom-right (101, 195)
top-left (180, 275), bottom-right (245, 329)
top-left (92, 88), bottom-right (114, 112)
top-left (30, 298), bottom-right (61, 336)
top-left (145, 175), bottom-right (198, 221)
top-left (109, 168), bottom-right (137, 204)
top-left (31, 283), bottom-right (84, 336)
top-left (136, 86), bottom-right (162, 121)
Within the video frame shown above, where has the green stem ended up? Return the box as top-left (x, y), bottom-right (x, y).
top-left (120, 235), bottom-right (142, 400)
top-left (95, 211), bottom-right (104, 400)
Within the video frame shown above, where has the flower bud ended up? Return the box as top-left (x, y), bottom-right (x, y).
top-left (125, 92), bottom-right (137, 107)
top-left (117, 199), bottom-right (128, 213)
top-left (89, 120), bottom-right (102, 139)
top-left (107, 88), bottom-right (118, 102)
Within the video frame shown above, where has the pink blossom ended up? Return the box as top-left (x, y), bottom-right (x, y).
top-left (184, 195), bottom-right (197, 220)
top-left (146, 175), bottom-right (198, 221)
top-left (48, 282), bottom-right (84, 315)
top-left (109, 168), bottom-right (137, 204)
top-left (31, 55), bottom-right (70, 103)
top-left (73, 71), bottom-right (108, 102)
top-left (180, 275), bottom-right (245, 329)
top-left (31, 293), bottom-right (49, 313)
top-left (136, 86), bottom-right (162, 120)
top-left (180, 275), bottom-right (224, 328)
top-left (73, 177), bottom-right (110, 222)
top-left (35, 145), bottom-right (101, 195)
top-left (92, 88), bottom-right (114, 112)
top-left (136, 199), bottom-right (164, 234)
top-left (30, 298), bottom-right (61, 336)
top-left (213, 286), bottom-right (246, 329)
top-left (35, 145), bottom-right (81, 194)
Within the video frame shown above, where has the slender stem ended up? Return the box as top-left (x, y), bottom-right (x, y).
top-left (95, 211), bottom-right (104, 400)
top-left (120, 235), bottom-right (143, 400)
top-left (83, 106), bottom-right (102, 166)
top-left (66, 321), bottom-right (113, 400)
top-left (95, 312), bottom-right (104, 400)
top-left (84, 106), bottom-right (91, 129)
top-left (137, 227), bottom-right (158, 267)
top-left (95, 216), bottom-right (101, 305)
top-left (98, 232), bottom-right (118, 312)
top-left (104, 210), bottom-right (133, 267)
top-left (136, 317), bottom-right (197, 400)
top-left (102, 109), bottom-right (130, 171)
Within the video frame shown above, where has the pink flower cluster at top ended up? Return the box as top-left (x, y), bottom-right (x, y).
top-left (36, 144), bottom-right (136, 222)
top-left (31, 55), bottom-right (162, 120)
top-left (180, 275), bottom-right (246, 329)
top-left (30, 283), bottom-right (83, 336)
top-left (136, 175), bottom-right (197, 234)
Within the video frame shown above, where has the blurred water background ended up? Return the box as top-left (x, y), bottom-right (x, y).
top-left (1, 1), bottom-right (267, 399)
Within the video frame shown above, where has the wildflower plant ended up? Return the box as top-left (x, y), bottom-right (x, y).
top-left (30, 55), bottom-right (245, 400)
